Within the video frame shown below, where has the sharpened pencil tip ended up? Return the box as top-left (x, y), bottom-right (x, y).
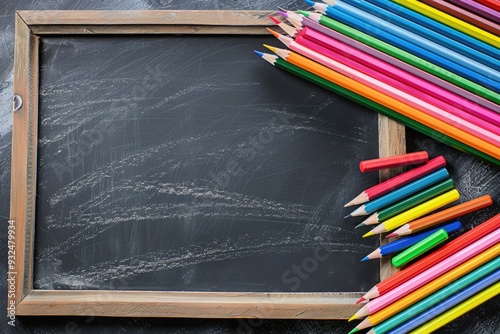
top-left (348, 314), bottom-right (358, 322)
top-left (362, 231), bottom-right (373, 238)
top-left (278, 11), bottom-right (288, 18)
top-left (356, 297), bottom-right (365, 304)
top-left (269, 15), bottom-right (281, 25)
top-left (266, 28), bottom-right (280, 38)
top-left (361, 256), bottom-right (369, 262)
top-left (298, 10), bottom-right (310, 17)
top-left (253, 50), bottom-right (264, 57)
top-left (344, 214), bottom-right (351, 219)
top-left (263, 44), bottom-right (277, 52)
top-left (348, 328), bottom-right (359, 334)
top-left (386, 232), bottom-right (396, 238)
top-left (304, 0), bottom-right (316, 7)
top-left (355, 222), bottom-right (365, 229)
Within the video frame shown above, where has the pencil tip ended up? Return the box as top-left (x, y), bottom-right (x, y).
top-left (362, 231), bottom-right (373, 238)
top-left (361, 256), bottom-right (369, 262)
top-left (355, 222), bottom-right (365, 229)
top-left (269, 15), bottom-right (281, 25)
top-left (344, 214), bottom-right (351, 219)
top-left (298, 10), bottom-right (310, 17)
top-left (304, 0), bottom-right (316, 7)
top-left (386, 232), bottom-right (396, 238)
top-left (348, 314), bottom-right (358, 322)
top-left (253, 50), bottom-right (264, 57)
top-left (356, 297), bottom-right (365, 304)
top-left (266, 27), bottom-right (280, 38)
top-left (348, 328), bottom-right (359, 334)
top-left (344, 201), bottom-right (354, 207)
top-left (278, 11), bottom-right (288, 18)
top-left (263, 44), bottom-right (277, 52)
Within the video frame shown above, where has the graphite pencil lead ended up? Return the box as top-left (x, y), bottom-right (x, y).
top-left (344, 214), bottom-right (351, 219)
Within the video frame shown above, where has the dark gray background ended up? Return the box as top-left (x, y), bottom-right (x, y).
top-left (1, 1), bottom-right (499, 333)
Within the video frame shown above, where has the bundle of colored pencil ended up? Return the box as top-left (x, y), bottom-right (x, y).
top-left (340, 151), bottom-right (498, 333)
top-left (255, 0), bottom-right (500, 167)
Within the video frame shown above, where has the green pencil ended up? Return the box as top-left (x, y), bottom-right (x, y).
top-left (298, 11), bottom-right (500, 105)
top-left (366, 256), bottom-right (500, 334)
top-left (392, 229), bottom-right (449, 268)
top-left (253, 51), bottom-right (500, 167)
top-left (357, 179), bottom-right (455, 227)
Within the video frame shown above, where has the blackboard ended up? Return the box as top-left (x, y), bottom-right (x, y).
top-left (34, 34), bottom-right (381, 293)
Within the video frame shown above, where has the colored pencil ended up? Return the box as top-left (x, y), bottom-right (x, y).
top-left (348, 168), bottom-right (449, 217)
top-left (253, 52), bottom-right (500, 167)
top-left (278, 28), bottom-right (500, 146)
top-left (388, 195), bottom-right (494, 237)
top-left (262, 46), bottom-right (500, 166)
top-left (360, 213), bottom-right (500, 302)
top-left (355, 245), bottom-right (500, 333)
top-left (350, 227), bottom-right (500, 319)
top-left (268, 15), bottom-right (298, 37)
top-left (391, 275), bottom-right (500, 334)
top-left (393, 0), bottom-right (500, 47)
top-left (362, 221), bottom-right (461, 261)
top-left (448, 0), bottom-right (500, 23)
top-left (391, 229), bottom-right (449, 267)
top-left (298, 26), bottom-right (500, 126)
top-left (298, 11), bottom-right (500, 107)
top-left (477, 0), bottom-right (500, 12)
top-left (359, 179), bottom-right (455, 227)
top-left (362, 0), bottom-right (500, 60)
top-left (345, 157), bottom-right (446, 207)
top-left (359, 152), bottom-right (428, 172)
top-left (420, 0), bottom-right (500, 36)
top-left (362, 189), bottom-right (459, 237)
top-left (340, 0), bottom-right (500, 74)
top-left (305, 1), bottom-right (500, 91)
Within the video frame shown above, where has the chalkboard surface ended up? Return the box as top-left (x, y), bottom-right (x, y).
top-left (34, 35), bottom-right (380, 293)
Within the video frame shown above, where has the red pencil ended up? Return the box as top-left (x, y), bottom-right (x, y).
top-left (421, 0), bottom-right (500, 36)
top-left (345, 156), bottom-right (445, 207)
top-left (359, 151), bottom-right (428, 172)
top-left (476, 0), bottom-right (500, 12)
top-left (359, 213), bottom-right (500, 302)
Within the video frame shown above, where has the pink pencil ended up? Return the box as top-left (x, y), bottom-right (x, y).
top-left (267, 30), bottom-right (500, 148)
top-left (350, 227), bottom-right (500, 319)
top-left (299, 26), bottom-right (500, 128)
top-left (301, 15), bottom-right (500, 115)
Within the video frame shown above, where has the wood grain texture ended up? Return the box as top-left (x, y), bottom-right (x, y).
top-left (11, 12), bottom-right (39, 306)
top-left (16, 290), bottom-right (362, 319)
top-left (11, 10), bottom-right (401, 318)
top-left (378, 114), bottom-right (406, 281)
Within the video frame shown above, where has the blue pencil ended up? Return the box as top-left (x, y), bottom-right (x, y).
top-left (360, 0), bottom-right (500, 64)
top-left (342, 0), bottom-right (500, 72)
top-left (361, 221), bottom-right (462, 261)
top-left (385, 268), bottom-right (500, 334)
top-left (346, 168), bottom-right (449, 217)
top-left (305, 1), bottom-right (500, 92)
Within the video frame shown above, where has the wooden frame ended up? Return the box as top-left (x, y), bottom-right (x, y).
top-left (10, 10), bottom-right (405, 319)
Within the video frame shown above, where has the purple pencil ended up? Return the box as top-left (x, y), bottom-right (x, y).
top-left (448, 0), bottom-right (500, 23)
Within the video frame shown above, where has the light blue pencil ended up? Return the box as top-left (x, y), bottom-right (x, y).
top-left (341, 0), bottom-right (500, 72)
top-left (346, 168), bottom-right (449, 217)
top-left (304, 1), bottom-right (500, 92)
top-left (384, 268), bottom-right (500, 334)
top-left (362, 0), bottom-right (500, 63)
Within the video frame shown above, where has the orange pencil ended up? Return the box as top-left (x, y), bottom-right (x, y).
top-left (262, 46), bottom-right (500, 162)
top-left (388, 195), bottom-right (493, 237)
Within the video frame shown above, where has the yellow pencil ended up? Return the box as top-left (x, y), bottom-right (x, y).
top-left (363, 189), bottom-right (459, 237)
top-left (352, 243), bottom-right (500, 331)
top-left (410, 280), bottom-right (500, 334)
top-left (393, 0), bottom-right (500, 48)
